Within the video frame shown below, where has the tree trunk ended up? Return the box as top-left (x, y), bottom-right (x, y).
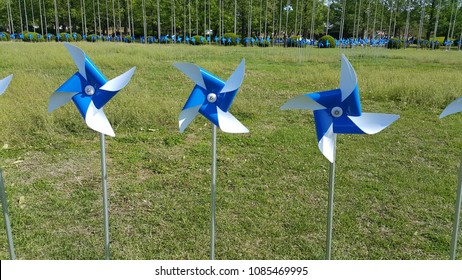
top-left (53, 0), bottom-right (58, 35)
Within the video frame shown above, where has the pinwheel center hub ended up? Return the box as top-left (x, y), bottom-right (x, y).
top-left (207, 93), bottom-right (217, 103)
top-left (331, 107), bottom-right (343, 118)
top-left (84, 85), bottom-right (95, 96)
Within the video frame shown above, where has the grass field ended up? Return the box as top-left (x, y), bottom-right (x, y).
top-left (0, 42), bottom-right (462, 260)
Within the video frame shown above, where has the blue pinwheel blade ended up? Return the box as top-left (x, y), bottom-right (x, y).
top-left (339, 54), bottom-right (358, 102)
top-left (94, 66), bottom-right (136, 109)
top-left (314, 110), bottom-right (335, 163)
top-left (49, 73), bottom-right (85, 112)
top-left (215, 107), bottom-right (249, 133)
top-left (348, 113), bottom-right (400, 134)
top-left (0, 74), bottom-right (13, 95)
top-left (220, 59), bottom-right (245, 94)
top-left (174, 63), bottom-right (207, 90)
top-left (85, 101), bottom-right (115, 137)
top-left (179, 86), bottom-right (207, 133)
top-left (440, 97), bottom-right (462, 119)
top-left (64, 43), bottom-right (87, 80)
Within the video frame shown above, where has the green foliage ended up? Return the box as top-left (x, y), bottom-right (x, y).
top-left (0, 32), bottom-right (10, 41)
top-left (190, 35), bottom-right (205, 45)
top-left (318, 35), bottom-right (336, 48)
top-left (86, 34), bottom-right (101, 42)
top-left (223, 33), bottom-right (239, 46)
top-left (257, 39), bottom-right (270, 47)
top-left (23, 32), bottom-right (45, 43)
top-left (387, 38), bottom-right (403, 49)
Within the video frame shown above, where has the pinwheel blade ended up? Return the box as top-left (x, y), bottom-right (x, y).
top-left (280, 94), bottom-right (326, 110)
top-left (0, 74), bottom-right (13, 95)
top-left (85, 102), bottom-right (115, 137)
top-left (314, 110), bottom-right (335, 163)
top-left (440, 97), bottom-right (462, 119)
top-left (220, 59), bottom-right (245, 94)
top-left (99, 67), bottom-right (136, 92)
top-left (319, 124), bottom-right (335, 163)
top-left (348, 113), bottom-right (400, 134)
top-left (48, 91), bottom-right (77, 113)
top-left (174, 63), bottom-right (207, 89)
top-left (64, 43), bottom-right (87, 80)
top-left (179, 105), bottom-right (201, 133)
top-left (339, 54), bottom-right (358, 101)
top-left (216, 107), bottom-right (249, 133)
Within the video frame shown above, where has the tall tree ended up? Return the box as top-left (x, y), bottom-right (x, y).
top-left (54, 0), bottom-right (59, 35)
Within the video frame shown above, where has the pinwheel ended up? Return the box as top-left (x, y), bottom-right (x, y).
top-left (174, 59), bottom-right (248, 259)
top-left (0, 75), bottom-right (15, 260)
top-left (48, 43), bottom-right (136, 259)
top-left (281, 54), bottom-right (399, 259)
top-left (439, 98), bottom-right (462, 259)
top-left (0, 74), bottom-right (13, 95)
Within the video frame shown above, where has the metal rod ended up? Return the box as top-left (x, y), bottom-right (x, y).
top-left (326, 134), bottom-right (337, 260)
top-left (210, 125), bottom-right (217, 260)
top-left (0, 169), bottom-right (16, 260)
top-left (100, 133), bottom-right (110, 260)
top-left (450, 151), bottom-right (462, 259)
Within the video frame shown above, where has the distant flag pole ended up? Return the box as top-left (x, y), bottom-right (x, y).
top-left (439, 95), bottom-right (462, 259)
top-left (48, 43), bottom-right (136, 259)
top-left (281, 55), bottom-right (399, 259)
top-left (174, 59), bottom-right (248, 259)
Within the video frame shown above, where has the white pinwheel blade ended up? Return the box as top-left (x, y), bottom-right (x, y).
top-left (220, 59), bottom-right (245, 93)
top-left (0, 74), bottom-right (13, 95)
top-left (280, 94), bottom-right (326, 110)
top-left (349, 113), bottom-right (400, 134)
top-left (174, 63), bottom-right (207, 89)
top-left (339, 54), bottom-right (358, 101)
top-left (319, 124), bottom-right (335, 163)
top-left (216, 107), bottom-right (249, 133)
top-left (85, 101), bottom-right (115, 137)
top-left (99, 67), bottom-right (136, 92)
top-left (179, 105), bottom-right (201, 133)
top-left (64, 43), bottom-right (87, 80)
top-left (48, 91), bottom-right (77, 113)
top-left (440, 97), bottom-right (462, 119)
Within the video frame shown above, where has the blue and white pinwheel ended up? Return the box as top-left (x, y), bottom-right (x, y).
top-left (48, 43), bottom-right (136, 137)
top-left (174, 59), bottom-right (248, 134)
top-left (281, 54), bottom-right (399, 162)
top-left (0, 74), bottom-right (13, 95)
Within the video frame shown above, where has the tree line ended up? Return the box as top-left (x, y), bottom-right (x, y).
top-left (1, 0), bottom-right (461, 42)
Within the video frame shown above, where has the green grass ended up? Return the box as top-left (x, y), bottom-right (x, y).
top-left (0, 42), bottom-right (462, 259)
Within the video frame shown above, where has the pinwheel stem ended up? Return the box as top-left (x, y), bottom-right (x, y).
top-left (100, 133), bottom-right (110, 260)
top-left (0, 169), bottom-right (16, 260)
top-left (210, 125), bottom-right (217, 260)
top-left (450, 153), bottom-right (462, 259)
top-left (326, 134), bottom-right (337, 260)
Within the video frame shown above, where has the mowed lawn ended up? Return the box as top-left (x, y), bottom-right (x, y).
top-left (0, 42), bottom-right (461, 259)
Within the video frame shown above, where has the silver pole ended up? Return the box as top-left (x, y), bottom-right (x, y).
top-left (326, 134), bottom-right (337, 260)
top-left (450, 152), bottom-right (462, 259)
top-left (0, 169), bottom-right (16, 260)
top-left (100, 133), bottom-right (110, 260)
top-left (210, 125), bottom-right (217, 260)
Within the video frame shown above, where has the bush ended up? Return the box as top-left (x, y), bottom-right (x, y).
top-left (318, 35), bottom-right (336, 48)
top-left (86, 34), bottom-right (101, 42)
top-left (386, 38), bottom-right (403, 49)
top-left (190, 35), bottom-right (205, 45)
top-left (45, 33), bottom-right (56, 41)
top-left (0, 32), bottom-right (10, 41)
top-left (23, 32), bottom-right (45, 42)
top-left (223, 33), bottom-right (240, 46)
top-left (123, 36), bottom-right (133, 43)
